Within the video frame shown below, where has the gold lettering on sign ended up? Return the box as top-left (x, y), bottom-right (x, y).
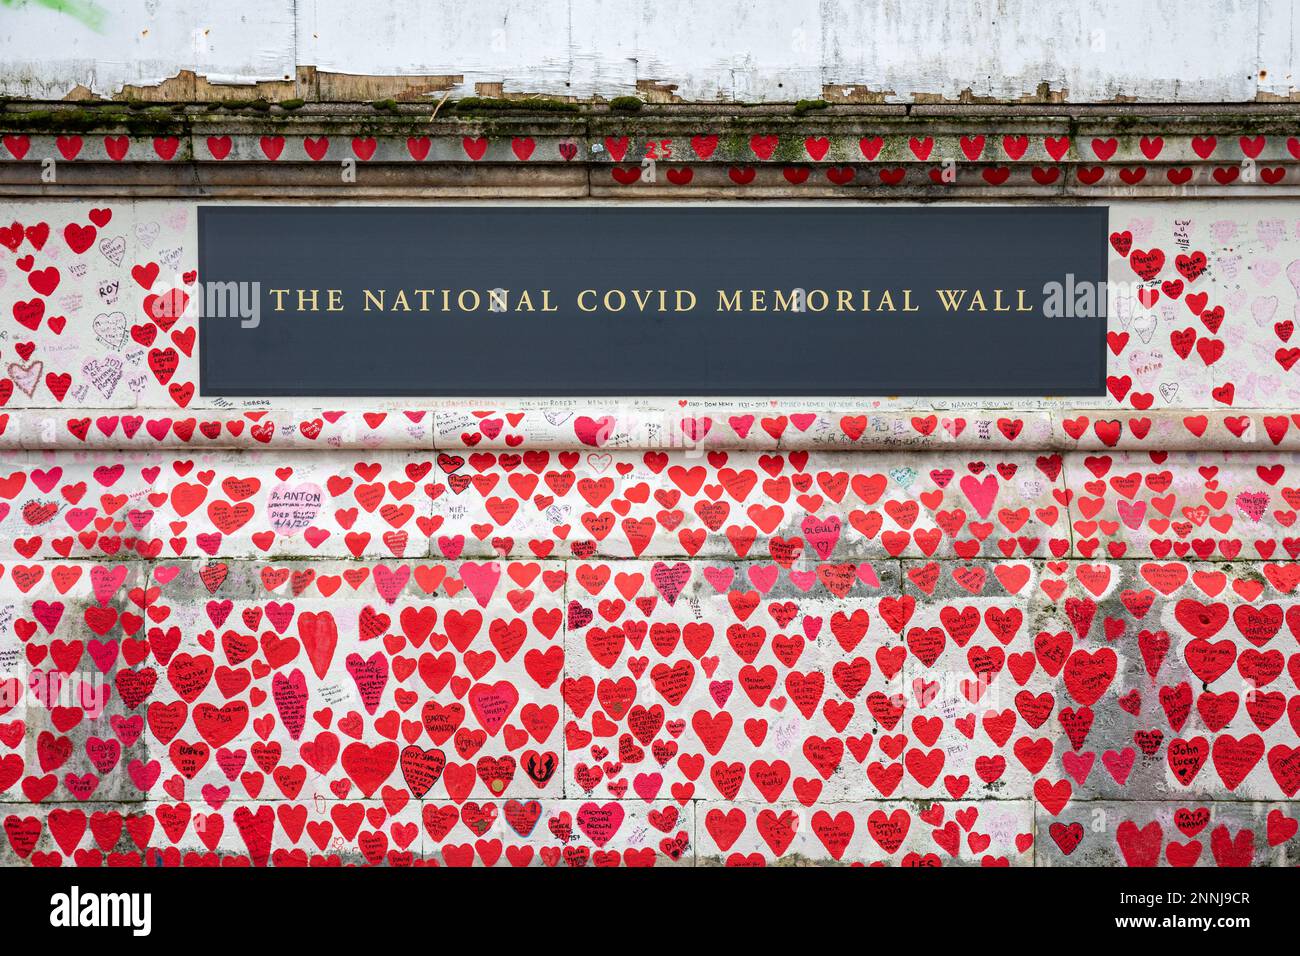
top-left (260, 287), bottom-right (1037, 315)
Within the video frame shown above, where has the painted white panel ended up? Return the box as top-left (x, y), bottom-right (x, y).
top-left (567, 0), bottom-right (826, 101)
top-left (296, 0), bottom-right (1269, 102)
top-left (821, 0), bottom-right (1262, 102)
top-left (0, 0), bottom-right (1283, 101)
top-left (1259, 0), bottom-right (1300, 98)
top-left (297, 0), bottom-right (575, 94)
top-left (0, 0), bottom-right (296, 98)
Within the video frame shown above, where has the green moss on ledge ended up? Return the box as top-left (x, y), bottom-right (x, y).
top-left (793, 98), bottom-right (830, 114)
top-left (0, 103), bottom-right (187, 135)
top-left (3, 100), bottom-right (1297, 141)
top-left (450, 96), bottom-right (580, 114)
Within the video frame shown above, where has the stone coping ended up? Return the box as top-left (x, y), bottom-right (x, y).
top-left (0, 407), bottom-right (1294, 451)
top-left (4, 104), bottom-right (1300, 198)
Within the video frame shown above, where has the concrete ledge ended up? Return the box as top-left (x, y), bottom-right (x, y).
top-left (3, 103), bottom-right (1300, 198)
top-left (0, 407), bottom-right (1293, 452)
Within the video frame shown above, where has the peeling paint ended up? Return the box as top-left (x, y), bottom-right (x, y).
top-left (114, 69), bottom-right (296, 103)
top-left (308, 66), bottom-right (462, 102)
top-left (48, 66), bottom-right (466, 105)
top-left (822, 84), bottom-right (897, 105)
top-left (635, 79), bottom-right (682, 104)
top-left (908, 82), bottom-right (1072, 106)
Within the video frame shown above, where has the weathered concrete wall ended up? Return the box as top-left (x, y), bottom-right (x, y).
top-left (2, 0), bottom-right (1298, 103)
top-left (0, 185), bottom-right (1298, 865)
top-left (3, 4), bottom-right (1300, 865)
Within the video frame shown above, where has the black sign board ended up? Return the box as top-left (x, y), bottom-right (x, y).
top-left (198, 206), bottom-right (1107, 396)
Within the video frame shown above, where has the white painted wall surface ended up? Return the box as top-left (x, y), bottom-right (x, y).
top-left (0, 0), bottom-right (1293, 101)
top-left (0, 0), bottom-right (296, 98)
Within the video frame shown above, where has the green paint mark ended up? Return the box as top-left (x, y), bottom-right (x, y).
top-left (0, 0), bottom-right (109, 32)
